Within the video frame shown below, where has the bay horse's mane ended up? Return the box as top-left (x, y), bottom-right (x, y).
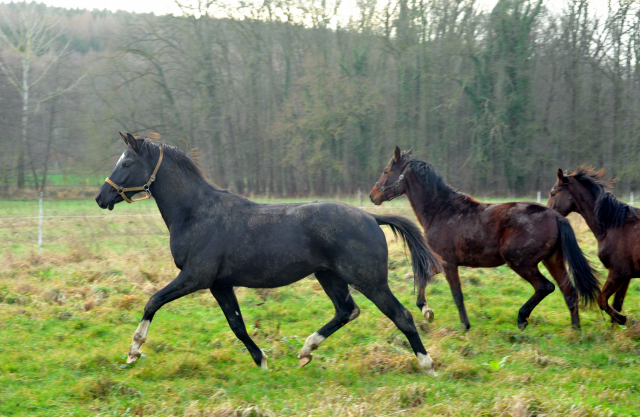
top-left (406, 158), bottom-right (478, 204)
top-left (572, 165), bottom-right (638, 230)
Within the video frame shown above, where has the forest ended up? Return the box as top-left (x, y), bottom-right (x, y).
top-left (0, 0), bottom-right (639, 197)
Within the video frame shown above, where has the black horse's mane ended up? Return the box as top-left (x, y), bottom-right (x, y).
top-left (406, 158), bottom-right (475, 203)
top-left (572, 166), bottom-right (638, 230)
top-left (138, 137), bottom-right (224, 189)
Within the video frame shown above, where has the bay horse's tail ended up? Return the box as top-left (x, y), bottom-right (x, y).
top-left (557, 217), bottom-right (601, 306)
top-left (373, 214), bottom-right (442, 320)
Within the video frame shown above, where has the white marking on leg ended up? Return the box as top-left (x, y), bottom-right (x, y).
top-left (260, 349), bottom-right (268, 370)
top-left (300, 332), bottom-right (325, 356)
top-left (417, 352), bottom-right (437, 376)
top-left (299, 332), bottom-right (325, 366)
top-left (128, 319), bottom-right (150, 363)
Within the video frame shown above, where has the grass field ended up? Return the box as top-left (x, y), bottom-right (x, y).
top-left (0, 196), bottom-right (638, 416)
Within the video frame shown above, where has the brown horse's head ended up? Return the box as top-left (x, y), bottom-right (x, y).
top-left (547, 169), bottom-right (575, 216)
top-left (369, 146), bottom-right (412, 205)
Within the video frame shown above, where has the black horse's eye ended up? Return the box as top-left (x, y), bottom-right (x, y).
top-left (384, 171), bottom-right (389, 175)
top-left (124, 162), bottom-right (131, 168)
top-left (550, 192), bottom-right (556, 197)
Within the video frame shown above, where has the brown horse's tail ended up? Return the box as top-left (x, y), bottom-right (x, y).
top-left (557, 217), bottom-right (601, 306)
top-left (373, 214), bottom-right (442, 289)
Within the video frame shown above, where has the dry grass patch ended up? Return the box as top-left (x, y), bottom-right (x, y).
top-left (360, 342), bottom-right (422, 374)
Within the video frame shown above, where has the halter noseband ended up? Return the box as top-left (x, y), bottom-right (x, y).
top-left (104, 147), bottom-right (164, 203)
top-left (375, 165), bottom-right (412, 202)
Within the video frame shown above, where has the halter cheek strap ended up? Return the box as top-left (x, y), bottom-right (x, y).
top-left (375, 165), bottom-right (411, 202)
top-left (104, 147), bottom-right (164, 203)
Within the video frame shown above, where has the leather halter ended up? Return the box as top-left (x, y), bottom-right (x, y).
top-left (104, 147), bottom-right (163, 203)
top-left (375, 165), bottom-right (411, 202)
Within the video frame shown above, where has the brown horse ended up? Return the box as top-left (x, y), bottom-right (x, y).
top-left (370, 147), bottom-right (600, 330)
top-left (549, 167), bottom-right (639, 325)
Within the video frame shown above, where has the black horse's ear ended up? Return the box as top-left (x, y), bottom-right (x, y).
top-left (557, 168), bottom-right (568, 183)
top-left (119, 131), bottom-right (128, 145)
top-left (405, 149), bottom-right (413, 156)
top-left (394, 146), bottom-right (401, 162)
top-left (125, 133), bottom-right (141, 154)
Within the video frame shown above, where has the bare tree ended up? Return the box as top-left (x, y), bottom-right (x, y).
top-left (0, 2), bottom-right (82, 189)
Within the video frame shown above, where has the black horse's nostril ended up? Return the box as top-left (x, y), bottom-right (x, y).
top-left (95, 195), bottom-right (102, 204)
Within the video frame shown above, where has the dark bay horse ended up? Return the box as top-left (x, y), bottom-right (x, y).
top-left (370, 147), bottom-right (600, 330)
top-left (549, 167), bottom-right (639, 325)
top-left (95, 133), bottom-right (442, 374)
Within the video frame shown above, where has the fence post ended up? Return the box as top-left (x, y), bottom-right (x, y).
top-left (537, 191), bottom-right (541, 204)
top-left (358, 189), bottom-right (363, 207)
top-left (38, 191), bottom-right (43, 255)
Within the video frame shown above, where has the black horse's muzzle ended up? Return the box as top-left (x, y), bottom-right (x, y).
top-left (95, 183), bottom-right (120, 210)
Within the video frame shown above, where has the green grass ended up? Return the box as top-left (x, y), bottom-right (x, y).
top-left (0, 198), bottom-right (638, 416)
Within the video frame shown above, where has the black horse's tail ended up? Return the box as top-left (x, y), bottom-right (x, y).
top-left (373, 214), bottom-right (442, 289)
top-left (557, 217), bottom-right (601, 306)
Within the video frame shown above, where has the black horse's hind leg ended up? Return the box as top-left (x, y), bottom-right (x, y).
top-left (511, 264), bottom-right (555, 331)
top-left (443, 265), bottom-right (470, 330)
top-left (543, 252), bottom-right (580, 329)
top-left (357, 282), bottom-right (436, 375)
top-left (298, 271), bottom-right (360, 367)
top-left (210, 287), bottom-right (267, 369)
top-left (128, 271), bottom-right (203, 363)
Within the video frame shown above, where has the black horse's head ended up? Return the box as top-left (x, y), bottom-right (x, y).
top-left (95, 132), bottom-right (160, 210)
top-left (369, 146), bottom-right (412, 205)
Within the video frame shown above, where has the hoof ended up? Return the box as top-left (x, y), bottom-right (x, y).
top-left (617, 315), bottom-right (628, 326)
top-left (517, 320), bottom-right (528, 331)
top-left (126, 352), bottom-right (140, 364)
top-left (260, 358), bottom-right (268, 370)
top-left (299, 354), bottom-right (312, 368)
top-left (422, 307), bottom-right (435, 323)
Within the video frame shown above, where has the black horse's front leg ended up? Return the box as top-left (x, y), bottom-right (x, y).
top-left (128, 270), bottom-right (203, 363)
top-left (210, 287), bottom-right (268, 369)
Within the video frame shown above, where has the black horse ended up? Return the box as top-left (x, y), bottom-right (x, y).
top-left (95, 133), bottom-right (442, 374)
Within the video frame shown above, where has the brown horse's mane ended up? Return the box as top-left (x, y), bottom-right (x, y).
top-left (572, 165), bottom-right (638, 230)
top-left (406, 158), bottom-right (479, 205)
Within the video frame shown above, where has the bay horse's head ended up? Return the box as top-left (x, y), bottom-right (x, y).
top-left (95, 132), bottom-right (162, 210)
top-left (547, 169), bottom-right (575, 216)
top-left (370, 146), bottom-right (412, 205)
